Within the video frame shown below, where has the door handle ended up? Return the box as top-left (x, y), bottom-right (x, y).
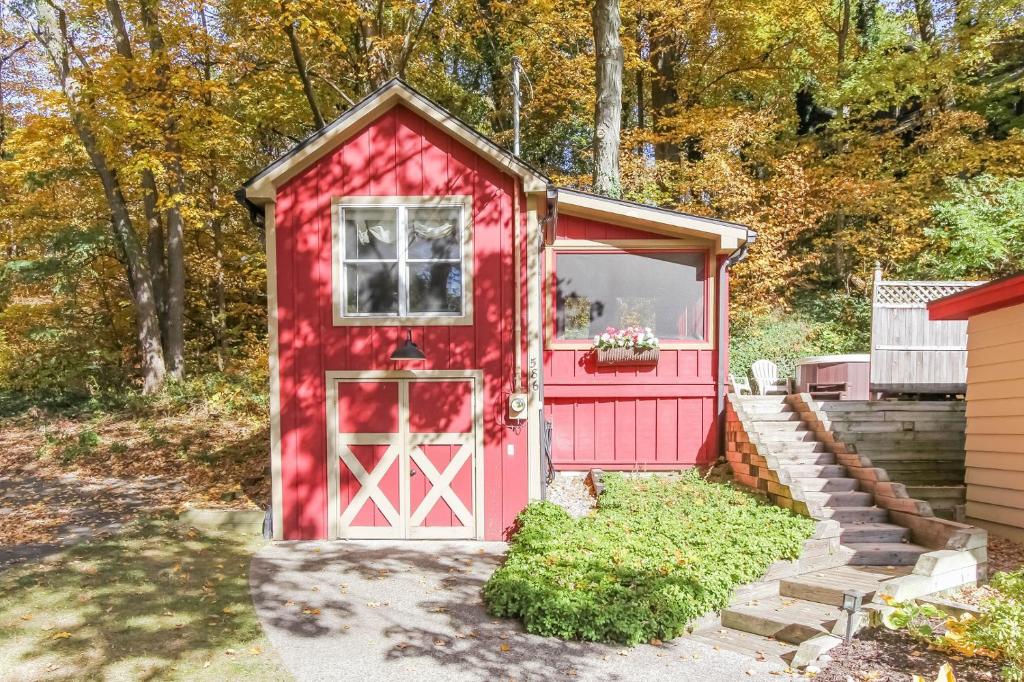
top-left (410, 469), bottom-right (417, 477)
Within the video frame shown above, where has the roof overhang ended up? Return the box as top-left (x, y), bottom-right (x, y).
top-left (243, 79), bottom-right (549, 204)
top-left (928, 273), bottom-right (1024, 320)
top-left (554, 188), bottom-right (753, 253)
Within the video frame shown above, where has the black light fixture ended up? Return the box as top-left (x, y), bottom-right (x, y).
top-left (841, 589), bottom-right (865, 643)
top-left (390, 330), bottom-right (426, 362)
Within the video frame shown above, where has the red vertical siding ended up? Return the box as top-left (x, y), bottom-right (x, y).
top-left (273, 104), bottom-right (528, 540)
top-left (543, 214), bottom-right (721, 470)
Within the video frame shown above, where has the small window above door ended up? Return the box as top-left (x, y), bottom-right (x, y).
top-left (332, 197), bottom-right (474, 326)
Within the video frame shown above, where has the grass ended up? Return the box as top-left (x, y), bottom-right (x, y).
top-left (0, 518), bottom-right (289, 681)
top-left (484, 471), bottom-right (817, 645)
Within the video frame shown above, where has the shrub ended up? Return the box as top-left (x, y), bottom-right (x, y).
top-left (729, 291), bottom-right (869, 380)
top-left (966, 569), bottom-right (1024, 681)
top-left (877, 568), bottom-right (1024, 681)
top-left (483, 472), bottom-right (815, 645)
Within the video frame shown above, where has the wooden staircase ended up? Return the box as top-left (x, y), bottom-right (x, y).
top-left (736, 395), bottom-right (929, 567)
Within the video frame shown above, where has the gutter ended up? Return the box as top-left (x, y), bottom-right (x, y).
top-left (234, 188), bottom-right (265, 229)
top-left (716, 232), bottom-right (755, 459)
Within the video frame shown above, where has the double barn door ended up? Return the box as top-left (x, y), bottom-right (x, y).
top-left (326, 371), bottom-right (482, 539)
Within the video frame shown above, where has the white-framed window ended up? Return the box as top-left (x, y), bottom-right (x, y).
top-left (332, 197), bottom-right (473, 325)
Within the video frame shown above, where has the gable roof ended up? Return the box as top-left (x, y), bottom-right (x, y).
top-left (928, 273), bottom-right (1024, 320)
top-left (243, 79), bottom-right (549, 202)
top-left (240, 78), bottom-right (752, 250)
top-left (553, 188), bottom-right (751, 249)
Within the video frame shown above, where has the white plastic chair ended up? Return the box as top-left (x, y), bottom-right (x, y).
top-left (728, 373), bottom-right (752, 395)
top-left (751, 360), bottom-right (791, 395)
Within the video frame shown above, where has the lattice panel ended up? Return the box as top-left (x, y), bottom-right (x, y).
top-left (875, 282), bottom-right (974, 306)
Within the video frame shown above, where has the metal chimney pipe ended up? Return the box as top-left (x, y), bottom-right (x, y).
top-left (511, 56), bottom-right (522, 156)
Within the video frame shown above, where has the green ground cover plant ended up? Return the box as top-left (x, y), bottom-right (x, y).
top-left (483, 472), bottom-right (816, 645)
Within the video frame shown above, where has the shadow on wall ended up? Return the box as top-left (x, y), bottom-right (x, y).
top-left (278, 178), bottom-right (529, 540)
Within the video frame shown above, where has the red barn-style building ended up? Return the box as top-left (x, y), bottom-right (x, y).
top-left (239, 80), bottom-right (754, 541)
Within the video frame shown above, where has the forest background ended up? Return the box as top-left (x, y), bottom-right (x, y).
top-left (1, 0), bottom-right (1023, 410)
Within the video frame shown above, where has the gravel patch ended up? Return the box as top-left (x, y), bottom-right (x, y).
top-left (546, 473), bottom-right (596, 518)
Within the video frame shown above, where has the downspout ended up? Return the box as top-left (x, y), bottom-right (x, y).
top-left (537, 185), bottom-right (558, 499)
top-left (716, 232), bottom-right (755, 459)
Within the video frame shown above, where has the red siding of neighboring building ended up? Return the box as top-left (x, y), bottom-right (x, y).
top-left (543, 214), bottom-right (722, 470)
top-left (273, 104), bottom-right (529, 540)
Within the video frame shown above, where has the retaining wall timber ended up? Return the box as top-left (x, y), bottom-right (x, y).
top-left (808, 399), bottom-right (966, 519)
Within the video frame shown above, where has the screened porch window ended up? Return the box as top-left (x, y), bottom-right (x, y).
top-left (339, 204), bottom-right (464, 317)
top-left (554, 250), bottom-right (707, 341)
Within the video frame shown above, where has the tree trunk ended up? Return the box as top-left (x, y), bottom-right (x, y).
top-left (104, 0), bottom-right (171, 356)
top-left (141, 171), bottom-right (169, 349)
top-left (33, 0), bottom-right (166, 392)
top-left (137, 0), bottom-right (186, 379)
top-left (649, 38), bottom-right (679, 162)
top-left (592, 0), bottom-right (623, 198)
top-left (914, 0), bottom-right (936, 43)
top-left (282, 3), bottom-right (326, 130)
top-left (838, 0), bottom-right (851, 75)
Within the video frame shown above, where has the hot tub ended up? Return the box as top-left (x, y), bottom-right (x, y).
top-left (796, 354), bottom-right (870, 400)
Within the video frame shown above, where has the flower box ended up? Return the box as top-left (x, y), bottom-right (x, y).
top-left (595, 347), bottom-right (660, 367)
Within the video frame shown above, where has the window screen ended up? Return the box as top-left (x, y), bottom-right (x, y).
top-left (555, 251), bottom-right (706, 341)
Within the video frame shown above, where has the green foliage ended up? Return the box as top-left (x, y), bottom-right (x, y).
top-left (967, 569), bottom-right (1024, 681)
top-left (483, 472), bottom-right (815, 645)
top-left (876, 598), bottom-right (946, 639)
top-left (729, 291), bottom-right (870, 380)
top-left (924, 175), bottom-right (1024, 278)
top-left (875, 569), bottom-right (1024, 681)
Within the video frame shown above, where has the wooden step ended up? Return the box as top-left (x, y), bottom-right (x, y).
top-left (844, 542), bottom-right (928, 566)
top-left (783, 464), bottom-right (847, 478)
top-left (688, 626), bottom-right (796, 666)
top-left (839, 523), bottom-right (910, 544)
top-left (745, 411), bottom-right (803, 422)
top-left (755, 431), bottom-right (819, 443)
top-left (804, 491), bottom-right (874, 508)
top-left (818, 506), bottom-right (890, 523)
top-left (779, 566), bottom-right (910, 607)
top-left (760, 441), bottom-right (829, 454)
top-left (750, 421), bottom-right (808, 432)
top-left (721, 596), bottom-right (851, 644)
top-left (773, 452), bottom-right (838, 466)
top-left (791, 477), bottom-right (858, 492)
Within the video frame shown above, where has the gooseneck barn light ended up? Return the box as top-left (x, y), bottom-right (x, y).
top-left (390, 330), bottom-right (426, 362)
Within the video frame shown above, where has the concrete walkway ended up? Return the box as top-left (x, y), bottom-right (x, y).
top-left (250, 541), bottom-right (802, 682)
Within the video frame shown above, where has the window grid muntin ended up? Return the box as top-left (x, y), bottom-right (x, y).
top-left (340, 203), bottom-right (465, 318)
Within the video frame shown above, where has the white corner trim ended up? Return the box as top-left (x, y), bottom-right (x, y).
top-left (526, 197), bottom-right (542, 501)
top-left (264, 202), bottom-right (285, 541)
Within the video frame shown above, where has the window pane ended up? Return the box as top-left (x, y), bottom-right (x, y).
top-left (345, 262), bottom-right (399, 314)
top-left (408, 262), bottom-right (462, 314)
top-left (407, 207), bottom-right (461, 260)
top-left (343, 207), bottom-right (398, 260)
top-left (555, 251), bottom-right (706, 340)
